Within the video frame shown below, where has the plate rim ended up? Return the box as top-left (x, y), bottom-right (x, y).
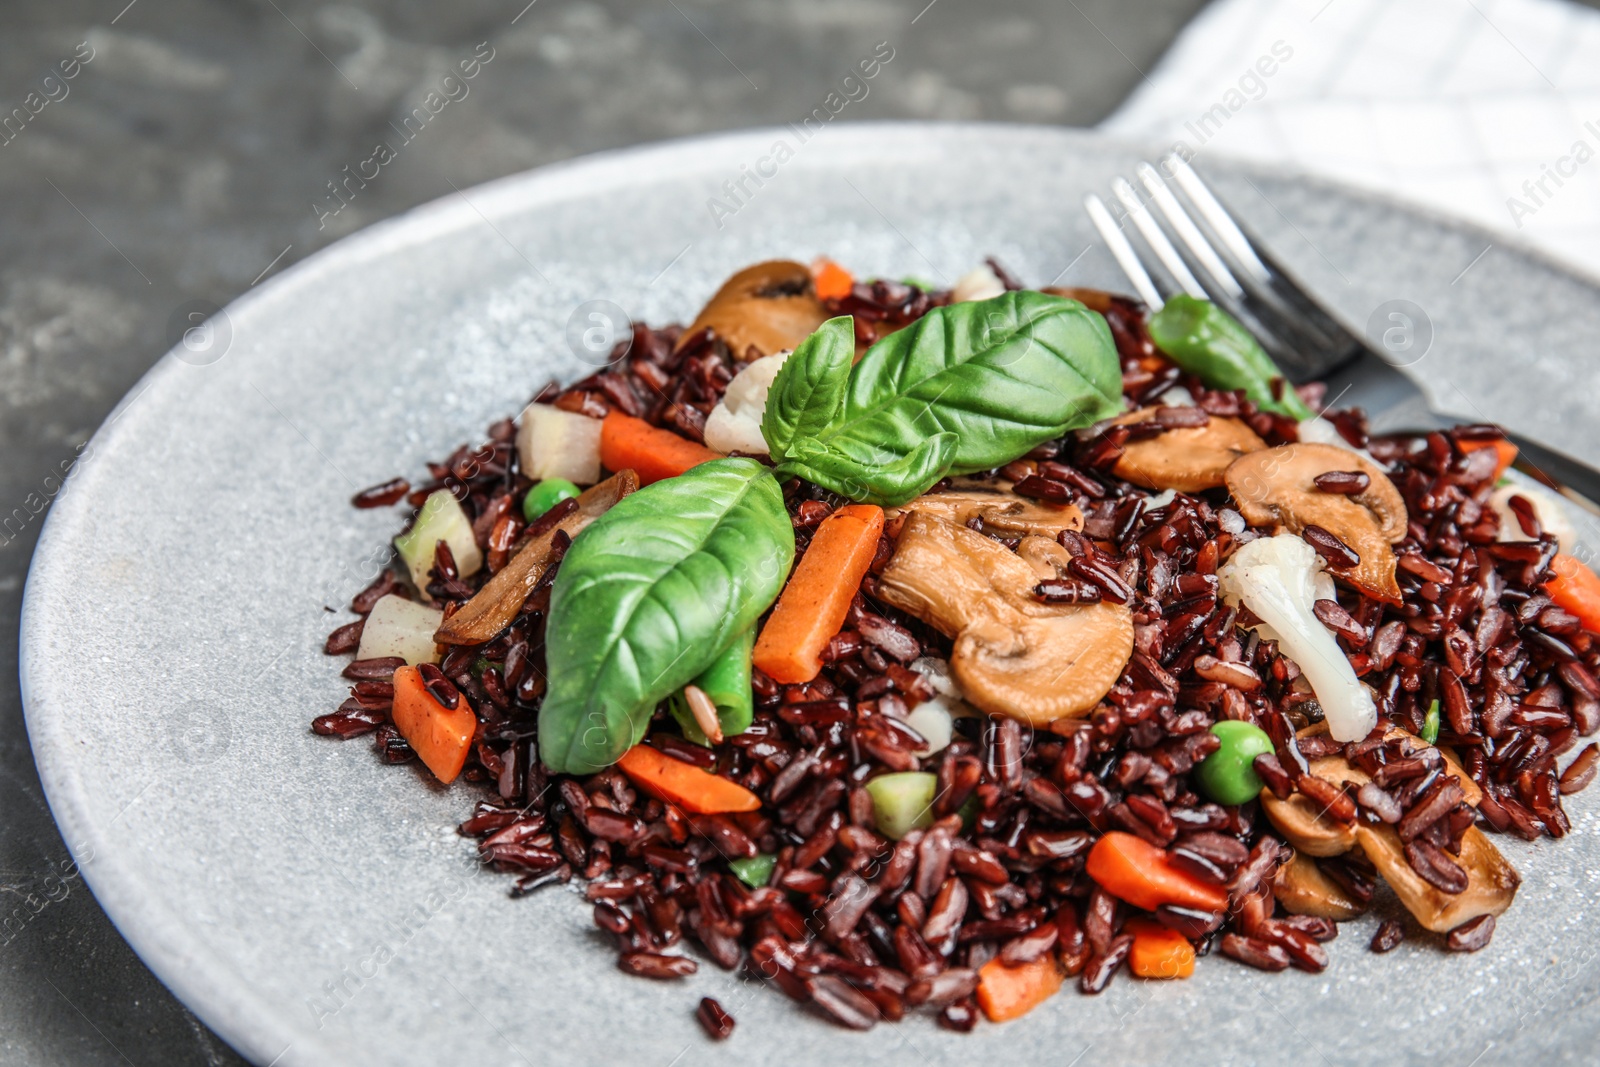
top-left (21, 120), bottom-right (1600, 1066)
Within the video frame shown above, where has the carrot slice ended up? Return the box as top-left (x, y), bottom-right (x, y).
top-left (811, 257), bottom-right (854, 301)
top-left (976, 954), bottom-right (1064, 1023)
top-left (1547, 552), bottom-right (1600, 634)
top-left (1085, 832), bottom-right (1229, 913)
top-left (1125, 917), bottom-right (1196, 979)
top-left (753, 504), bottom-right (885, 684)
top-left (1461, 437), bottom-right (1518, 482)
top-left (616, 744), bottom-right (761, 814)
top-left (599, 412), bottom-right (721, 485)
top-left (390, 665), bottom-right (477, 784)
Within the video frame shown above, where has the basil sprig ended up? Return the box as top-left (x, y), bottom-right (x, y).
top-left (1146, 294), bottom-right (1314, 420)
top-left (762, 292), bottom-right (1122, 505)
top-left (538, 459), bottom-right (794, 773)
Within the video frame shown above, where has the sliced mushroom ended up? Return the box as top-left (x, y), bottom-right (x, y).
top-left (886, 484), bottom-right (1084, 540)
top-left (875, 513), bottom-right (1133, 725)
top-left (1111, 406), bottom-right (1267, 493)
top-left (1273, 851), bottom-right (1367, 920)
top-left (1258, 752), bottom-right (1365, 857)
top-left (1355, 825), bottom-right (1520, 933)
top-left (1015, 535), bottom-right (1075, 580)
top-left (1224, 442), bottom-right (1408, 602)
top-left (677, 260), bottom-right (829, 358)
top-left (1260, 723), bottom-right (1518, 932)
top-left (434, 470), bottom-right (639, 645)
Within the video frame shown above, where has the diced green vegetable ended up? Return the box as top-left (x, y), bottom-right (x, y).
top-left (1195, 721), bottom-right (1275, 806)
top-left (865, 772), bottom-right (938, 840)
top-left (1422, 699), bottom-right (1441, 745)
top-left (669, 627), bottom-right (756, 745)
top-left (394, 489), bottom-right (483, 597)
top-left (728, 853), bottom-right (777, 888)
top-left (522, 477), bottom-right (580, 521)
top-left (1146, 295), bottom-right (1315, 420)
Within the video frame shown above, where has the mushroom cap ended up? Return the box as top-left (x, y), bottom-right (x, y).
top-left (677, 260), bottom-right (829, 358)
top-left (1355, 824), bottom-right (1520, 933)
top-left (1224, 442), bottom-right (1408, 602)
top-left (1273, 851), bottom-right (1367, 921)
top-left (887, 483), bottom-right (1085, 540)
top-left (876, 512), bottom-right (1132, 726)
top-left (1111, 407), bottom-right (1267, 493)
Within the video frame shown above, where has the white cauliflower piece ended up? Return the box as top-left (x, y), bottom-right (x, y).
top-left (951, 264), bottom-right (1005, 303)
top-left (1489, 479), bottom-right (1577, 554)
top-left (1218, 533), bottom-right (1376, 743)
top-left (702, 350), bottom-right (790, 455)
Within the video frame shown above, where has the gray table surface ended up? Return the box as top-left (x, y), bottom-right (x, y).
top-left (0, 2), bottom-right (1210, 1062)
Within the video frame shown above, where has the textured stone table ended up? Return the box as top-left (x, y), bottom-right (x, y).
top-left (0, 2), bottom-right (1205, 1062)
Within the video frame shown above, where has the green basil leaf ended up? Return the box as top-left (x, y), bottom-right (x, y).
top-left (780, 431), bottom-right (959, 508)
top-left (760, 316), bottom-right (853, 458)
top-left (1146, 294), bottom-right (1315, 420)
top-left (668, 625), bottom-right (755, 745)
top-left (767, 291), bottom-right (1121, 503)
top-left (538, 459), bottom-right (795, 773)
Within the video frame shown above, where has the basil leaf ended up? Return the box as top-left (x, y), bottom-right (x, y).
top-left (538, 459), bottom-right (795, 773)
top-left (766, 291), bottom-right (1121, 504)
top-left (780, 431), bottom-right (959, 508)
top-left (668, 626), bottom-right (755, 745)
top-left (760, 316), bottom-right (853, 458)
top-left (1146, 294), bottom-right (1314, 420)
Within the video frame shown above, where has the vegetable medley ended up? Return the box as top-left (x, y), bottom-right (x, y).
top-left (320, 256), bottom-right (1600, 1034)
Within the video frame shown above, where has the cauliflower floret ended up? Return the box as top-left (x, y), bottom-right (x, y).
top-left (1296, 416), bottom-right (1385, 468)
top-left (703, 351), bottom-right (790, 455)
top-left (951, 263), bottom-right (1005, 303)
top-left (1489, 478), bottom-right (1577, 554)
top-left (1218, 533), bottom-right (1376, 742)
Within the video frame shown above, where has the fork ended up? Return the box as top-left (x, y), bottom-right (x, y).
top-left (1083, 154), bottom-right (1600, 512)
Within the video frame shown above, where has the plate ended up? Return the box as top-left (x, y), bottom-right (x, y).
top-left (22, 124), bottom-right (1600, 1067)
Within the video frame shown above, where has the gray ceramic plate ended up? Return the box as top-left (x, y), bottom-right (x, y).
top-left (22, 125), bottom-right (1600, 1067)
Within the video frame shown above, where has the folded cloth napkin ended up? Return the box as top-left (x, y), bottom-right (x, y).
top-left (1100, 0), bottom-right (1600, 276)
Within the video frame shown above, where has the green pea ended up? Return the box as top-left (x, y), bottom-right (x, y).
top-left (728, 853), bottom-right (777, 889)
top-left (522, 478), bottom-right (580, 521)
top-left (1195, 721), bottom-right (1275, 806)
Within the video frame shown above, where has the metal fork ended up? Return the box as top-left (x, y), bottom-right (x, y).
top-left (1083, 154), bottom-right (1600, 510)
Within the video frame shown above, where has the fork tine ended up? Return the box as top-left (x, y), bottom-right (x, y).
top-left (1111, 177), bottom-right (1207, 300)
top-left (1160, 154), bottom-right (1355, 360)
top-left (1136, 162), bottom-right (1244, 301)
top-left (1083, 193), bottom-right (1163, 309)
top-left (1162, 154), bottom-right (1274, 285)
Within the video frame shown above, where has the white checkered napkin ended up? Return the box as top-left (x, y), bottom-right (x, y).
top-left (1101, 0), bottom-right (1600, 275)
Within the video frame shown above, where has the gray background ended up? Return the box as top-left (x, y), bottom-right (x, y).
top-left (3, 0), bottom-right (1581, 1063)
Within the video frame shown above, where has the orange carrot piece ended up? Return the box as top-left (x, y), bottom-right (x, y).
top-left (616, 744), bottom-right (762, 814)
top-left (390, 665), bottom-right (477, 784)
top-left (1460, 437), bottom-right (1518, 482)
top-left (811, 257), bottom-right (854, 301)
top-left (1547, 552), bottom-right (1600, 634)
top-left (1125, 917), bottom-right (1196, 979)
top-left (976, 954), bottom-right (1064, 1023)
top-left (1085, 832), bottom-right (1229, 913)
top-left (599, 411), bottom-right (721, 485)
top-left (753, 504), bottom-right (885, 684)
